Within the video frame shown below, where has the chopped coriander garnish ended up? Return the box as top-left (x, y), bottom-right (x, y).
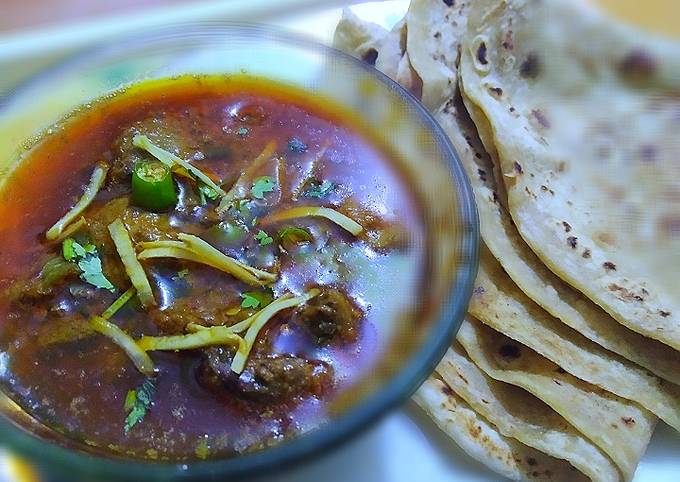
top-left (62, 238), bottom-right (115, 292)
top-left (78, 256), bottom-right (116, 292)
top-left (236, 127), bottom-right (250, 137)
top-left (63, 238), bottom-right (96, 261)
top-left (288, 137), bottom-right (308, 153)
top-left (62, 238), bottom-right (77, 261)
top-left (124, 378), bottom-right (156, 434)
top-left (251, 176), bottom-right (275, 199)
top-left (198, 183), bottom-right (220, 201)
top-left (82, 243), bottom-right (97, 255)
top-left (254, 230), bottom-right (273, 246)
top-left (241, 289), bottom-right (274, 309)
top-left (240, 293), bottom-right (261, 309)
top-left (303, 179), bottom-right (335, 199)
top-left (124, 390), bottom-right (137, 412)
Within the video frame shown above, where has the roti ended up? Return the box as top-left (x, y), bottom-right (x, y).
top-left (413, 377), bottom-right (589, 482)
top-left (458, 0), bottom-right (680, 348)
top-left (407, 0), bottom-right (680, 384)
top-left (403, 0), bottom-right (468, 110)
top-left (431, 92), bottom-right (680, 386)
top-left (457, 317), bottom-right (656, 481)
top-left (403, 0), bottom-right (680, 386)
top-left (333, 8), bottom-right (406, 81)
top-left (436, 344), bottom-right (619, 482)
top-left (470, 243), bottom-right (680, 432)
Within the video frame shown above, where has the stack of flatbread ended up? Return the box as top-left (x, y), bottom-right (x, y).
top-left (333, 1), bottom-right (680, 480)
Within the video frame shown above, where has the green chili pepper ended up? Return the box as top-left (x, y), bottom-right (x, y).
top-left (132, 159), bottom-right (177, 212)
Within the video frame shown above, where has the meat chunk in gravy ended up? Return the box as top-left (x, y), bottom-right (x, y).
top-left (293, 289), bottom-right (360, 344)
top-left (197, 347), bottom-right (332, 401)
top-left (122, 207), bottom-right (173, 243)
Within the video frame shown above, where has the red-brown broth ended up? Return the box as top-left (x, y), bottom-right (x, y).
top-left (0, 76), bottom-right (426, 460)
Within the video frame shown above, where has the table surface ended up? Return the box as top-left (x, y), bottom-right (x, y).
top-left (1, 1), bottom-right (679, 481)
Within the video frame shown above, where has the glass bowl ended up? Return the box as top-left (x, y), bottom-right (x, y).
top-left (0, 23), bottom-right (478, 481)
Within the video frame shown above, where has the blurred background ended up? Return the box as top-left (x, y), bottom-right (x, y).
top-left (1, 0), bottom-right (678, 481)
top-left (1, 0), bottom-right (678, 95)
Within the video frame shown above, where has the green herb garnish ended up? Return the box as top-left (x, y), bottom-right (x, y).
top-left (288, 137), bottom-right (308, 153)
top-left (124, 378), bottom-right (156, 434)
top-left (77, 256), bottom-right (116, 292)
top-left (63, 238), bottom-right (96, 261)
top-left (62, 238), bottom-right (115, 292)
top-left (198, 183), bottom-right (220, 201)
top-left (240, 289), bottom-right (274, 309)
top-left (254, 230), bottom-right (273, 246)
top-left (124, 390), bottom-right (137, 412)
top-left (240, 293), bottom-right (261, 309)
top-left (303, 179), bottom-right (335, 199)
top-left (62, 238), bottom-right (77, 261)
top-left (251, 176), bottom-right (275, 199)
top-left (81, 243), bottom-right (97, 256)
top-left (236, 127), bottom-right (250, 137)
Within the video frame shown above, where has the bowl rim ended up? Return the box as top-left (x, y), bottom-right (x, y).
top-left (0, 21), bottom-right (479, 481)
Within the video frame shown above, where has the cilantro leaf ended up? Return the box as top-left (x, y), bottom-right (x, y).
top-left (241, 289), bottom-right (273, 309)
top-left (254, 230), bottom-right (273, 246)
top-left (303, 179), bottom-right (335, 199)
top-left (288, 137), bottom-right (308, 153)
top-left (62, 238), bottom-right (76, 261)
top-left (73, 242), bottom-right (88, 258)
top-left (236, 127), bottom-right (250, 137)
top-left (63, 238), bottom-right (116, 292)
top-left (198, 183), bottom-right (219, 201)
top-left (251, 176), bottom-right (275, 199)
top-left (124, 378), bottom-right (156, 434)
top-left (240, 293), bottom-right (261, 309)
top-left (63, 238), bottom-right (97, 261)
top-left (124, 390), bottom-right (137, 412)
top-left (77, 256), bottom-right (115, 292)
top-left (125, 405), bottom-right (146, 433)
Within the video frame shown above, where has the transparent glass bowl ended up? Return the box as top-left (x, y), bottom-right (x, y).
top-left (0, 23), bottom-right (478, 481)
